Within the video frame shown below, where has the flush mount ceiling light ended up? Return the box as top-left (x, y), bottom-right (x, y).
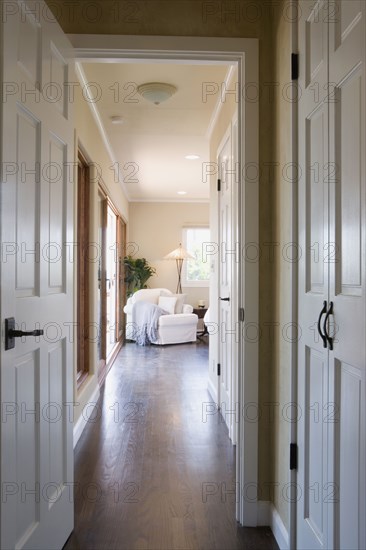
top-left (110, 116), bottom-right (124, 124)
top-left (177, 191), bottom-right (187, 195)
top-left (137, 82), bottom-right (177, 105)
top-left (185, 154), bottom-right (200, 160)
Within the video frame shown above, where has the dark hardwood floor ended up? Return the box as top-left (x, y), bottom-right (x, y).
top-left (64, 341), bottom-right (278, 550)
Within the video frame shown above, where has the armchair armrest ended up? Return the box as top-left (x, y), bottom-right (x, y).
top-left (182, 304), bottom-right (193, 314)
top-left (123, 297), bottom-right (134, 315)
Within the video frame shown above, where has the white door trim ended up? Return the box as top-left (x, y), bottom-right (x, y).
top-left (290, 6), bottom-right (299, 549)
top-left (69, 34), bottom-right (259, 526)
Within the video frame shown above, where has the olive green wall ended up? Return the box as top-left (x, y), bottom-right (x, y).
top-left (46, 0), bottom-right (295, 533)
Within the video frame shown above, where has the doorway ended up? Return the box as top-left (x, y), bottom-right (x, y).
top-left (73, 35), bottom-right (259, 526)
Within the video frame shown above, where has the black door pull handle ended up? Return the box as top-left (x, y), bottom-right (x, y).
top-left (220, 297), bottom-right (230, 302)
top-left (317, 301), bottom-right (327, 348)
top-left (323, 301), bottom-right (334, 351)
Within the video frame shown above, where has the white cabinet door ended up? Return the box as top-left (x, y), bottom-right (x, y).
top-left (297, 1), bottom-right (366, 548)
top-left (1, 1), bottom-right (75, 548)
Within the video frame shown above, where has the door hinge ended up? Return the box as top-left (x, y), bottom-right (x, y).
top-left (290, 443), bottom-right (298, 470)
top-left (217, 178), bottom-right (221, 192)
top-left (291, 53), bottom-right (299, 80)
top-left (217, 363), bottom-right (221, 376)
top-left (239, 308), bottom-right (245, 322)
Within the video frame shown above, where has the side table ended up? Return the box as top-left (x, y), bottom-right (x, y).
top-left (193, 307), bottom-right (208, 340)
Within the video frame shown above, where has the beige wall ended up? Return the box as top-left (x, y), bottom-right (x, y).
top-left (46, 0), bottom-right (296, 533)
top-left (75, 83), bottom-right (129, 222)
top-left (272, 2), bottom-right (293, 531)
top-left (128, 202), bottom-right (210, 307)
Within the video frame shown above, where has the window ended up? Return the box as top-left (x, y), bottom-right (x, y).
top-left (182, 227), bottom-right (210, 287)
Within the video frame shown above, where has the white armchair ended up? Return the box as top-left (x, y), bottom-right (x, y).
top-left (123, 288), bottom-right (198, 345)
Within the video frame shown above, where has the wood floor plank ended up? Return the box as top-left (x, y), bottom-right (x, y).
top-left (64, 342), bottom-right (278, 550)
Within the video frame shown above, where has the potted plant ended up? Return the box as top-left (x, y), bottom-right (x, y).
top-left (123, 256), bottom-right (156, 297)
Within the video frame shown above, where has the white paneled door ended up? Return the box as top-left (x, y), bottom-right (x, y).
top-left (1, 1), bottom-right (75, 548)
top-left (218, 129), bottom-right (235, 440)
top-left (298, 1), bottom-right (366, 548)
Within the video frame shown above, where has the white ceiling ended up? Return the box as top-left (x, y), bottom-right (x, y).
top-left (80, 61), bottom-right (233, 202)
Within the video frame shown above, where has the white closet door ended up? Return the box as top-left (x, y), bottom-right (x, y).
top-left (297, 1), bottom-right (331, 548)
top-left (297, 1), bottom-right (366, 549)
top-left (328, 2), bottom-right (366, 548)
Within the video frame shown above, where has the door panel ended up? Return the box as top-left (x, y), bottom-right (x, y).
top-left (48, 134), bottom-right (67, 292)
top-left (305, 1), bottom-right (326, 87)
top-left (336, 73), bottom-right (362, 293)
top-left (15, 106), bottom-right (40, 296)
top-left (306, 105), bottom-right (327, 294)
top-left (1, 1), bottom-right (74, 548)
top-left (303, 347), bottom-right (327, 546)
top-left (337, 361), bottom-right (362, 550)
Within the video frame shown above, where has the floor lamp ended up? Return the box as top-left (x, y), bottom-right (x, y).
top-left (164, 244), bottom-right (195, 294)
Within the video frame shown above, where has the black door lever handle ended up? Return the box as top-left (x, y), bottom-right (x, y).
top-left (5, 318), bottom-right (44, 351)
top-left (9, 329), bottom-right (44, 338)
top-left (317, 301), bottom-right (328, 348)
top-left (219, 297), bottom-right (230, 302)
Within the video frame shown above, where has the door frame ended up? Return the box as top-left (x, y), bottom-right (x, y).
top-left (71, 34), bottom-right (259, 526)
top-left (290, 6), bottom-right (299, 549)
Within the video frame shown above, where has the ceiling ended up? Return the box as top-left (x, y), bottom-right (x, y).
top-left (79, 61), bottom-right (233, 202)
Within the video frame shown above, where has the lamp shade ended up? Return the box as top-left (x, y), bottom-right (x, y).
top-left (164, 244), bottom-right (195, 261)
top-left (164, 244), bottom-right (195, 293)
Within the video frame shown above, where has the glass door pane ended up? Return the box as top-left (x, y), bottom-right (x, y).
top-left (106, 206), bottom-right (117, 358)
top-left (97, 192), bottom-right (107, 366)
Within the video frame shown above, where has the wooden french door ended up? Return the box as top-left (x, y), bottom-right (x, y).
top-left (97, 188), bottom-right (126, 383)
top-left (117, 217), bottom-right (127, 342)
top-left (77, 152), bottom-right (90, 386)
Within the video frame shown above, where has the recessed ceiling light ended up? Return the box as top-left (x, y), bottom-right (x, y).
top-left (110, 116), bottom-right (124, 124)
top-left (185, 154), bottom-right (200, 160)
top-left (177, 191), bottom-right (187, 195)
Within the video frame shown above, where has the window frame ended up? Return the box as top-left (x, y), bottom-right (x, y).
top-left (181, 226), bottom-right (210, 288)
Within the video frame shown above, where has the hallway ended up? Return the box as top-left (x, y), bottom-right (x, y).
top-left (65, 342), bottom-right (277, 550)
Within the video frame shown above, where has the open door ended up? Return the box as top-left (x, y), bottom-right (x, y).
top-left (96, 189), bottom-right (125, 383)
top-left (1, 1), bottom-right (75, 548)
top-left (217, 129), bottom-right (235, 439)
top-left (116, 216), bottom-right (127, 343)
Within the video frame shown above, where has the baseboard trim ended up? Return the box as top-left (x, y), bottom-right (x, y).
top-left (73, 385), bottom-right (101, 449)
top-left (257, 500), bottom-right (271, 526)
top-left (207, 378), bottom-right (218, 403)
top-left (257, 501), bottom-right (289, 550)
